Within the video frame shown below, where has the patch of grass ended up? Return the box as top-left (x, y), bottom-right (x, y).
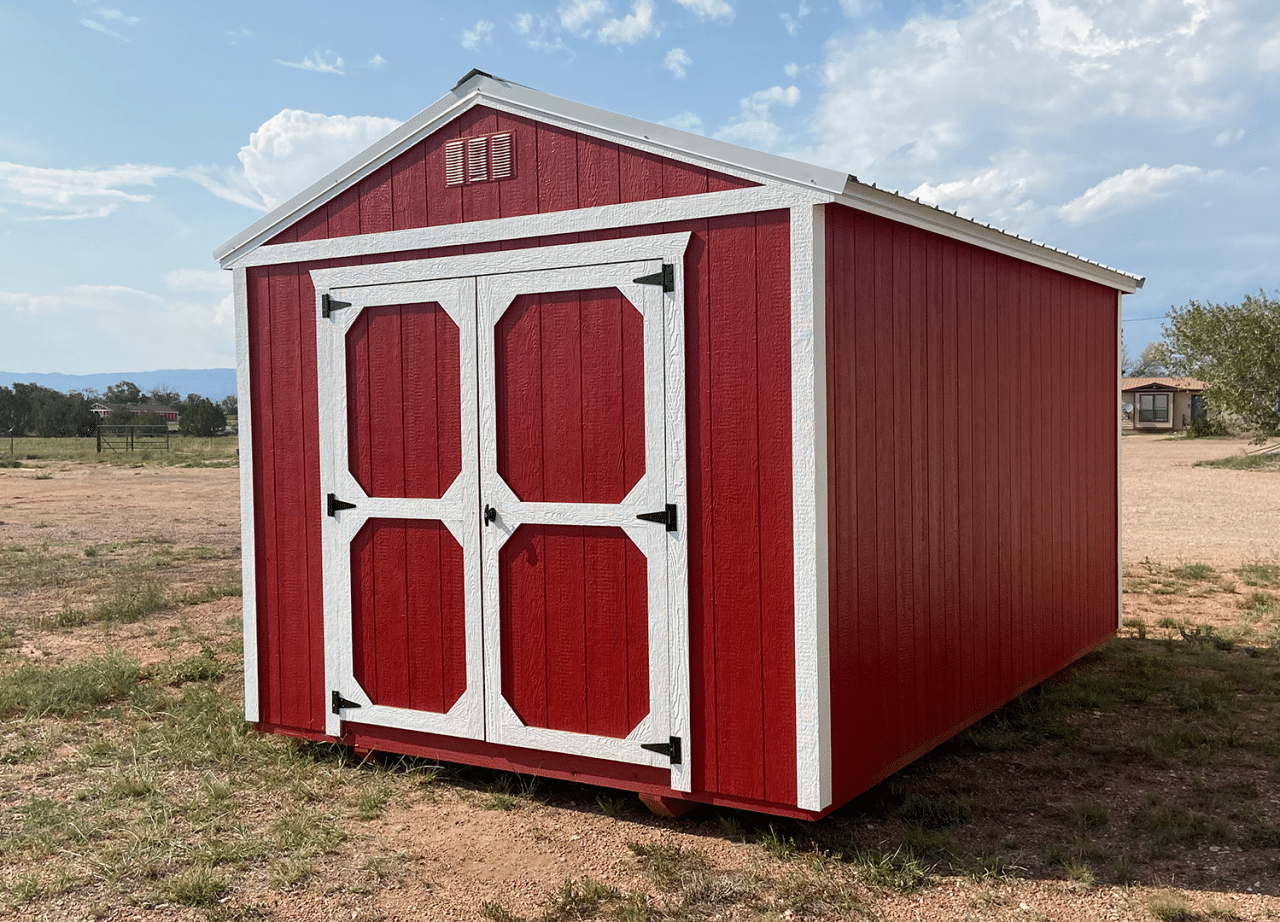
top-left (162, 867), bottom-right (229, 907)
top-left (1172, 562), bottom-right (1216, 580)
top-left (1196, 452), bottom-right (1280, 471)
top-left (851, 846), bottom-right (932, 893)
top-left (1133, 794), bottom-right (1231, 851)
top-left (1235, 561), bottom-right (1280, 587)
top-left (1066, 801), bottom-right (1110, 829)
top-left (1148, 890), bottom-right (1198, 921)
top-left (627, 840), bottom-right (709, 890)
top-left (353, 783), bottom-right (392, 820)
top-left (150, 647), bottom-right (226, 685)
top-left (0, 654), bottom-right (141, 717)
top-left (57, 580), bottom-right (169, 627)
top-left (900, 791), bottom-right (971, 829)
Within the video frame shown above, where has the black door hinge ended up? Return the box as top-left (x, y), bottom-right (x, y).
top-left (633, 263), bottom-right (674, 293)
top-left (321, 293), bottom-right (352, 318)
top-left (327, 493), bottom-right (357, 517)
top-left (641, 735), bottom-right (682, 765)
top-left (331, 690), bottom-right (361, 715)
top-left (636, 503), bottom-right (677, 532)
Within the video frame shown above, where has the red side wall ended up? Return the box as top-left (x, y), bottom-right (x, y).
top-left (824, 204), bottom-right (1119, 806)
top-left (266, 106), bottom-right (757, 244)
top-left (246, 119), bottom-right (795, 806)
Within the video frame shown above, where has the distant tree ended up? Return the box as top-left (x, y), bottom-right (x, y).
top-left (147, 386), bottom-right (181, 409)
top-left (104, 381), bottom-right (144, 404)
top-left (1156, 290), bottom-right (1280, 438)
top-left (0, 386), bottom-right (22, 435)
top-left (218, 394), bottom-right (238, 418)
top-left (31, 392), bottom-right (96, 437)
top-left (1120, 333), bottom-right (1133, 376)
top-left (1129, 341), bottom-right (1168, 377)
top-left (179, 395), bottom-right (226, 437)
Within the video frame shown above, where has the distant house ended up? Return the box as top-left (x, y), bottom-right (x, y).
top-left (90, 403), bottom-right (179, 423)
top-left (1121, 377), bottom-right (1207, 431)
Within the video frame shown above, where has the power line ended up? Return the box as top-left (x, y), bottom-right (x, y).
top-left (1121, 315), bottom-right (1169, 323)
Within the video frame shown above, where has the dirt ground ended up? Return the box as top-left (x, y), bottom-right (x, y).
top-left (2, 437), bottom-right (1279, 921)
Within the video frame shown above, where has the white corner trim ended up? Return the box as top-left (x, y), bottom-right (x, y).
top-left (233, 266), bottom-right (259, 724)
top-left (792, 203), bottom-right (832, 812)
top-left (224, 186), bottom-right (819, 270)
top-left (1116, 290), bottom-right (1124, 632)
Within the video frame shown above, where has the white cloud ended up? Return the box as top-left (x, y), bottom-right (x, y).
top-left (597, 0), bottom-right (659, 45)
top-left (235, 109), bottom-right (403, 210)
top-left (0, 284), bottom-right (235, 370)
top-left (664, 47), bottom-right (691, 79)
top-left (276, 50), bottom-right (344, 74)
top-left (462, 20), bottom-right (495, 50)
top-left (780, 0), bottom-right (809, 36)
top-left (164, 269), bottom-right (232, 292)
top-left (0, 161), bottom-right (174, 220)
top-left (559, 0), bottom-right (609, 36)
top-left (81, 18), bottom-right (125, 40)
top-left (840, 0), bottom-right (871, 15)
top-left (1258, 34), bottom-right (1280, 70)
top-left (784, 62), bottom-right (799, 78)
top-left (673, 0), bottom-right (734, 21)
top-left (804, 0), bottom-right (1277, 230)
top-left (662, 111), bottom-right (704, 134)
top-left (366, 54), bottom-right (386, 68)
top-left (78, 3), bottom-right (139, 39)
top-left (513, 12), bottom-right (573, 54)
top-left (1213, 129), bottom-right (1245, 147)
top-left (714, 86), bottom-right (800, 150)
top-left (1057, 164), bottom-right (1219, 224)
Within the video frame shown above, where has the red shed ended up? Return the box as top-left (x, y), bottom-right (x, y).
top-left (215, 72), bottom-right (1143, 819)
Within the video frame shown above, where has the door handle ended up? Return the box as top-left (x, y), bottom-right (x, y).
top-left (484, 504), bottom-right (497, 527)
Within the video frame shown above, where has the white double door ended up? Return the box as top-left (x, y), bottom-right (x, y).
top-left (312, 236), bottom-right (691, 790)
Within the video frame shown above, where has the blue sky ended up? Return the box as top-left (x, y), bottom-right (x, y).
top-left (2, 0), bottom-right (1278, 373)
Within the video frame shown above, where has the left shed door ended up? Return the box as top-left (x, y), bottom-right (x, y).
top-left (316, 278), bottom-right (485, 739)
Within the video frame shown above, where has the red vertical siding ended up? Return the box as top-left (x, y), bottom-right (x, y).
top-left (825, 204), bottom-right (1119, 805)
top-left (265, 106), bottom-right (757, 244)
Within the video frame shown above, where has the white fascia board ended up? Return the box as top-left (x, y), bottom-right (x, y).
top-left (214, 74), bottom-right (849, 269)
top-left (835, 180), bottom-right (1146, 294)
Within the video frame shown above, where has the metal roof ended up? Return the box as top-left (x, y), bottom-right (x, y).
top-left (214, 71), bottom-right (1145, 293)
top-left (1121, 377), bottom-right (1207, 392)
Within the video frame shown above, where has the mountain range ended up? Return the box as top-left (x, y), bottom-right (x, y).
top-left (0, 369), bottom-right (237, 401)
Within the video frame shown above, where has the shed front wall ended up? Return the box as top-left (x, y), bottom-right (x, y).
top-left (824, 204), bottom-right (1120, 805)
top-left (246, 210), bottom-right (798, 808)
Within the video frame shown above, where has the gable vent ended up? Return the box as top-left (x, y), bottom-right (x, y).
top-left (445, 132), bottom-right (515, 186)
top-left (444, 140), bottom-right (465, 185)
top-left (467, 137), bottom-right (489, 182)
top-left (490, 133), bottom-right (513, 180)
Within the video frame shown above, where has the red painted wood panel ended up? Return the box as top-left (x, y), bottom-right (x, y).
top-left (495, 291), bottom-right (644, 504)
top-left (825, 204), bottom-right (1119, 805)
top-left (499, 525), bottom-right (649, 738)
top-left (249, 206), bottom-right (795, 802)
top-left (350, 518), bottom-right (467, 712)
top-left (346, 303), bottom-right (461, 499)
top-left (266, 106), bottom-right (759, 244)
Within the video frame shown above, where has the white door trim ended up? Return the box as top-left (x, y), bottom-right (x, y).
top-left (312, 233), bottom-right (691, 791)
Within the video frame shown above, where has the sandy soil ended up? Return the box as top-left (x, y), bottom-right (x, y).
top-left (2, 443), bottom-right (1279, 921)
top-left (1121, 434), bottom-right (1280, 566)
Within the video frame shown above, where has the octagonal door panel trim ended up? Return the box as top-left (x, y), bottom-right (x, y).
top-left (316, 277), bottom-right (484, 740)
top-left (477, 257), bottom-right (690, 791)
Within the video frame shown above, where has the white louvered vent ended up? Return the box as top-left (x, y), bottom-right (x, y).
top-left (467, 137), bottom-right (489, 182)
top-left (490, 132), bottom-right (513, 180)
top-left (444, 140), bottom-right (465, 186)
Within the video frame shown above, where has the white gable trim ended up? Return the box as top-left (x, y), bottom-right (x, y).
top-left (224, 185), bottom-right (819, 269)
